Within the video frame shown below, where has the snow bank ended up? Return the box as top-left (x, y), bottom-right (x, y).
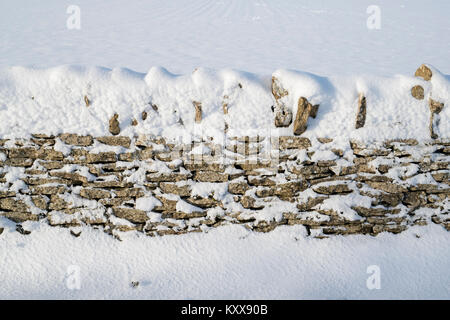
top-left (0, 220), bottom-right (449, 299)
top-left (0, 65), bottom-right (448, 141)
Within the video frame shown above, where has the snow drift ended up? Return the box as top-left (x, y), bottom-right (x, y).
top-left (0, 64), bottom-right (448, 142)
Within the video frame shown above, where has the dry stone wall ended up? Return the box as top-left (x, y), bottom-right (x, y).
top-left (0, 134), bottom-right (448, 239)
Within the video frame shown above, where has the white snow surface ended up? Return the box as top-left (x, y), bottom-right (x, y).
top-left (1, 0), bottom-right (449, 77)
top-left (0, 64), bottom-right (448, 141)
top-left (1, 1), bottom-right (449, 300)
top-left (0, 219), bottom-right (449, 299)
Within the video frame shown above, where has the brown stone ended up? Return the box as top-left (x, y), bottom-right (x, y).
top-left (297, 197), bottom-right (328, 211)
top-left (255, 188), bottom-right (273, 198)
top-left (415, 64), bottom-right (432, 81)
top-left (429, 98), bottom-right (444, 114)
top-left (271, 76), bottom-right (288, 100)
top-left (291, 165), bottom-right (334, 179)
top-left (0, 191), bottom-right (15, 198)
top-left (248, 176), bottom-right (276, 186)
top-left (293, 97), bottom-right (312, 135)
top-left (432, 172), bottom-right (448, 183)
top-left (31, 195), bottom-right (48, 210)
top-left (165, 211), bottom-right (207, 219)
top-left (184, 162), bottom-right (225, 172)
top-left (49, 172), bottom-right (88, 185)
top-left (194, 171), bottom-right (228, 183)
top-left (96, 136), bottom-right (131, 148)
top-left (274, 105), bottom-right (293, 128)
top-left (84, 95), bottom-right (90, 107)
top-left (112, 207), bottom-right (148, 223)
top-left (146, 173), bottom-right (190, 182)
top-left (279, 136), bottom-right (312, 150)
top-left (1, 212), bottom-right (38, 223)
top-left (31, 185), bottom-right (66, 195)
top-left (193, 101), bottom-right (202, 123)
top-left (87, 152), bottom-right (117, 163)
top-left (411, 85), bottom-right (424, 100)
top-left (309, 104), bottom-right (320, 118)
top-left (367, 181), bottom-right (407, 194)
top-left (5, 158), bottom-right (34, 167)
top-left (160, 183), bottom-right (191, 197)
top-left (402, 191), bottom-right (426, 207)
top-left (376, 193), bottom-right (403, 207)
top-left (352, 206), bottom-right (400, 217)
top-left (80, 188), bottom-right (111, 199)
top-left (185, 197), bottom-right (220, 209)
top-left (114, 188), bottom-right (145, 198)
top-left (153, 196), bottom-right (177, 212)
top-left (355, 93), bottom-right (366, 129)
top-left (49, 195), bottom-right (71, 210)
top-left (109, 113), bottom-right (120, 135)
top-left (240, 196), bottom-right (264, 210)
top-left (0, 198), bottom-right (29, 212)
top-left (228, 181), bottom-right (250, 195)
top-left (59, 134), bottom-right (93, 146)
top-left (313, 184), bottom-right (352, 195)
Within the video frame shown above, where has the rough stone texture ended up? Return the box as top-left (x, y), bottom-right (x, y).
top-left (109, 114), bottom-right (121, 135)
top-left (411, 85), bottom-right (424, 100)
top-left (193, 101), bottom-right (202, 123)
top-left (415, 64), bottom-right (432, 81)
top-left (96, 136), bottom-right (131, 148)
top-left (271, 76), bottom-right (288, 100)
top-left (59, 134), bottom-right (93, 146)
top-left (429, 98), bottom-right (444, 114)
top-left (293, 97), bottom-right (312, 135)
top-left (279, 137), bottom-right (311, 150)
top-left (0, 134), bottom-right (448, 239)
top-left (112, 207), bottom-right (148, 223)
top-left (355, 93), bottom-right (366, 129)
top-left (313, 184), bottom-right (353, 195)
top-left (274, 105), bottom-right (293, 128)
top-left (80, 188), bottom-right (111, 199)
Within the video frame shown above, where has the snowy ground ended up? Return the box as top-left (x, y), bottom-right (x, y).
top-left (0, 0), bottom-right (449, 76)
top-left (1, 0), bottom-right (449, 300)
top-left (0, 219), bottom-right (449, 300)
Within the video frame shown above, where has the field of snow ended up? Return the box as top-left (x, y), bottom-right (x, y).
top-left (1, 0), bottom-right (449, 76)
top-left (0, 0), bottom-right (449, 300)
top-left (1, 219), bottom-right (449, 299)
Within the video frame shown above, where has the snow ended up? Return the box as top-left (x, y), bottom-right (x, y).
top-left (0, 0), bottom-right (449, 300)
top-left (1, 0), bottom-right (449, 77)
top-left (0, 64), bottom-right (448, 142)
top-left (0, 219), bottom-right (449, 299)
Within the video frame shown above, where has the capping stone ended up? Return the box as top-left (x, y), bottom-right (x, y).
top-left (293, 97), bottom-right (312, 135)
top-left (411, 85), bottom-right (424, 100)
top-left (109, 114), bottom-right (121, 135)
top-left (355, 93), bottom-right (366, 129)
top-left (415, 64), bottom-right (432, 81)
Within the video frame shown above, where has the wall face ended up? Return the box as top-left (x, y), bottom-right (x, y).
top-left (0, 134), bottom-right (448, 239)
